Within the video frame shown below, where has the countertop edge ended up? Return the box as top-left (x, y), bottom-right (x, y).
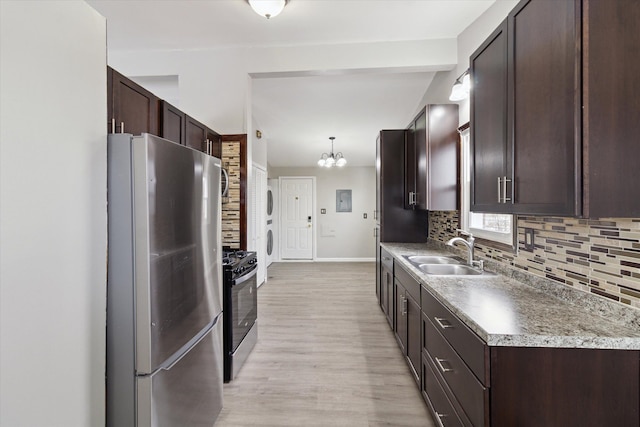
top-left (382, 241), bottom-right (640, 351)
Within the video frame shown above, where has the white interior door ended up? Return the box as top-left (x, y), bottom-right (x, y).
top-left (280, 177), bottom-right (313, 260)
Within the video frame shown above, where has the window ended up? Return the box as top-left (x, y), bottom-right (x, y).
top-left (460, 127), bottom-right (514, 246)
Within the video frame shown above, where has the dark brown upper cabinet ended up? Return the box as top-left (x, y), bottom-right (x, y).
top-left (160, 100), bottom-right (186, 145)
top-left (471, 0), bottom-right (581, 216)
top-left (404, 119), bottom-right (419, 209)
top-left (108, 67), bottom-right (159, 136)
top-left (185, 116), bottom-right (221, 158)
top-left (583, 0), bottom-right (640, 218)
top-left (471, 0), bottom-right (639, 218)
top-left (377, 130), bottom-right (428, 243)
top-left (185, 115), bottom-right (208, 153)
top-left (508, 0), bottom-right (581, 216)
top-left (207, 128), bottom-right (222, 159)
top-left (470, 20), bottom-right (510, 213)
top-left (406, 105), bottom-right (459, 211)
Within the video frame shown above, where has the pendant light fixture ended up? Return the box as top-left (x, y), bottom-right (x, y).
top-left (247, 0), bottom-right (288, 20)
top-left (317, 137), bottom-right (347, 168)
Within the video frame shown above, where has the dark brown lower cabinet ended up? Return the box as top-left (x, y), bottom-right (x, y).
top-left (490, 346), bottom-right (640, 427)
top-left (380, 247), bottom-right (394, 328)
top-left (394, 264), bottom-right (421, 385)
top-left (421, 285), bottom-right (640, 427)
top-left (422, 353), bottom-right (466, 427)
top-left (394, 281), bottom-right (407, 355)
top-left (405, 292), bottom-right (421, 385)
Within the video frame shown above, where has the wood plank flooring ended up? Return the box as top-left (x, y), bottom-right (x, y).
top-left (215, 262), bottom-right (435, 427)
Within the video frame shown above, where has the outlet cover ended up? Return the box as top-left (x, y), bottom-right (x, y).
top-left (524, 228), bottom-right (535, 251)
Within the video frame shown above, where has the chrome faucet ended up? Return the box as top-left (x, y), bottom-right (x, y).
top-left (447, 230), bottom-right (483, 270)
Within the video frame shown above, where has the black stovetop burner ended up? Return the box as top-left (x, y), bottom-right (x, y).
top-left (222, 247), bottom-right (256, 269)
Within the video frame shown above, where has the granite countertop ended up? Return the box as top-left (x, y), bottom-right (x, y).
top-left (381, 242), bottom-right (640, 350)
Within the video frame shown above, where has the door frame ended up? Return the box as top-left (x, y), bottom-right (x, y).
top-left (278, 176), bottom-right (316, 261)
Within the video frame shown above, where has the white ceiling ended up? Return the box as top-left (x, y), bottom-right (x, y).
top-left (88, 0), bottom-right (495, 167)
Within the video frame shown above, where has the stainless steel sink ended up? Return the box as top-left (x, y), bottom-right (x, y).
top-left (417, 264), bottom-right (486, 276)
top-left (402, 254), bottom-right (493, 276)
top-left (405, 255), bottom-right (462, 265)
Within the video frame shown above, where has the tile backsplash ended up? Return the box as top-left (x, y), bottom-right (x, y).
top-left (429, 211), bottom-right (640, 309)
top-left (221, 140), bottom-right (241, 248)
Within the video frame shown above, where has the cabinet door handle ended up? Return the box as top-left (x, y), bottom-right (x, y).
top-left (503, 176), bottom-right (511, 203)
top-left (373, 228), bottom-right (378, 237)
top-left (434, 412), bottom-right (447, 427)
top-left (402, 296), bottom-right (407, 316)
top-left (434, 317), bottom-right (453, 329)
top-left (382, 257), bottom-right (391, 261)
top-left (497, 176), bottom-right (502, 203)
top-left (435, 357), bottom-right (453, 373)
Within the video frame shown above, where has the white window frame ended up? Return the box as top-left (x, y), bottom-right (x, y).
top-left (460, 127), bottom-right (515, 246)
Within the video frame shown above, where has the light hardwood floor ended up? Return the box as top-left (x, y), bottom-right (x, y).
top-left (215, 262), bottom-right (435, 427)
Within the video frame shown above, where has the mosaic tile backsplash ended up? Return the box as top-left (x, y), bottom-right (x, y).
top-left (429, 211), bottom-right (640, 309)
top-left (221, 141), bottom-right (241, 248)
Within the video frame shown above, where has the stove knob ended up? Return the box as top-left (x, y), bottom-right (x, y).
top-left (248, 258), bottom-right (256, 265)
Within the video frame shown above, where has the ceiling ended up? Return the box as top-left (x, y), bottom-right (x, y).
top-left (88, 0), bottom-right (495, 167)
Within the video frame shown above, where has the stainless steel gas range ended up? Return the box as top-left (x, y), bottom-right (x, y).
top-left (222, 248), bottom-right (258, 382)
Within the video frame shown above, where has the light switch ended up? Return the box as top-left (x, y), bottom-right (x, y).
top-left (363, 213), bottom-right (367, 219)
top-left (320, 208), bottom-right (326, 214)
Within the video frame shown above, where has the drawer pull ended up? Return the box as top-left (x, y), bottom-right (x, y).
top-left (434, 317), bottom-right (453, 329)
top-left (435, 357), bottom-right (453, 373)
top-left (435, 412), bottom-right (447, 427)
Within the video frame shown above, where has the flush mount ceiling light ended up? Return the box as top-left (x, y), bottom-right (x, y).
top-left (449, 69), bottom-right (471, 101)
top-left (247, 0), bottom-right (288, 19)
top-left (317, 137), bottom-right (347, 168)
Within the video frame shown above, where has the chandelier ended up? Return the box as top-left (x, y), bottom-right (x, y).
top-left (247, 0), bottom-right (288, 20)
top-left (317, 137), bottom-right (347, 168)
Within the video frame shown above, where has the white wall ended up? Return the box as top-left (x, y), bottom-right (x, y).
top-left (414, 0), bottom-right (519, 124)
top-left (0, 2), bottom-right (107, 426)
top-left (270, 166), bottom-right (376, 260)
top-left (107, 39), bottom-right (457, 136)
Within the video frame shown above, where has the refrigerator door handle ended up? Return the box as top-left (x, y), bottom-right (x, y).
top-left (221, 167), bottom-right (229, 198)
top-left (152, 315), bottom-right (221, 375)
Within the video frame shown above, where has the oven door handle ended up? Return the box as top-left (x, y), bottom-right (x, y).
top-left (233, 265), bottom-right (257, 286)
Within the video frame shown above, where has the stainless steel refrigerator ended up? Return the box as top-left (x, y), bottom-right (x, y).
top-left (107, 133), bottom-right (224, 427)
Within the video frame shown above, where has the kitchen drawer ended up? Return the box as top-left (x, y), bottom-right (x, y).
top-left (422, 287), bottom-right (488, 384)
top-left (423, 353), bottom-right (469, 427)
top-left (380, 247), bottom-right (394, 271)
top-left (424, 314), bottom-right (488, 427)
top-left (395, 263), bottom-right (420, 302)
